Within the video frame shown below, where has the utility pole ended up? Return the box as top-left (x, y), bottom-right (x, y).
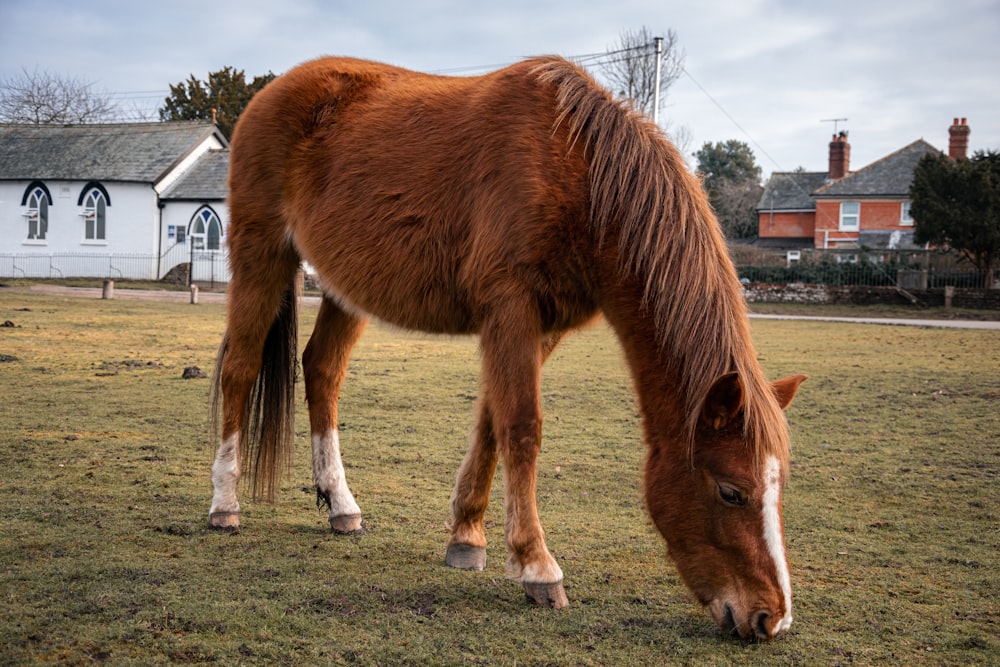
top-left (652, 36), bottom-right (663, 125)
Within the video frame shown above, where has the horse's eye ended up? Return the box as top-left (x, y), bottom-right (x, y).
top-left (718, 484), bottom-right (745, 506)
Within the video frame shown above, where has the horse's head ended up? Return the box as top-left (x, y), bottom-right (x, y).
top-left (644, 372), bottom-right (807, 641)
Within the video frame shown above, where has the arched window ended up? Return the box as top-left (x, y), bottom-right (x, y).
top-left (190, 207), bottom-right (223, 251)
top-left (23, 183), bottom-right (51, 241)
top-left (80, 185), bottom-right (109, 241)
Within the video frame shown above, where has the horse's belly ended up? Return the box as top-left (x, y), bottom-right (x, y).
top-left (292, 210), bottom-right (596, 336)
top-left (311, 261), bottom-right (478, 334)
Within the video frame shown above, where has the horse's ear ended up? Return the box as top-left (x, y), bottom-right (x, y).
top-left (772, 374), bottom-right (808, 410)
top-left (701, 372), bottom-right (744, 430)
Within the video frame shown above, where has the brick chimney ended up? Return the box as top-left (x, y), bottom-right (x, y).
top-left (828, 130), bottom-right (850, 180)
top-left (948, 117), bottom-right (970, 160)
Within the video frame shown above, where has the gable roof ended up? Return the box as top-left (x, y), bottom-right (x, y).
top-left (0, 121), bottom-right (228, 184)
top-left (161, 149), bottom-right (229, 201)
top-left (757, 171), bottom-right (829, 211)
top-left (814, 139), bottom-right (940, 198)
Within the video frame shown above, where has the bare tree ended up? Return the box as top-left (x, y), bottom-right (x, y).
top-left (668, 124), bottom-right (694, 163)
top-left (711, 177), bottom-right (765, 239)
top-left (0, 67), bottom-right (117, 124)
top-left (599, 27), bottom-right (685, 119)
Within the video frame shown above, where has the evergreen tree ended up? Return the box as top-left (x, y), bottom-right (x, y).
top-left (695, 140), bottom-right (764, 239)
top-left (160, 67), bottom-right (275, 139)
top-left (911, 150), bottom-right (1000, 287)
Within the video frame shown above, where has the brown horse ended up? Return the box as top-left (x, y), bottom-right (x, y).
top-left (208, 55), bottom-right (807, 641)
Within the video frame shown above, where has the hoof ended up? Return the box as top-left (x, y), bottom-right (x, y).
top-left (523, 581), bottom-right (569, 609)
top-left (445, 543), bottom-right (487, 571)
top-left (330, 514), bottom-right (366, 535)
top-left (209, 511), bottom-right (240, 532)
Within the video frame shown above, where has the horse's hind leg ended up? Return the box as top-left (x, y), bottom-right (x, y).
top-left (303, 297), bottom-right (368, 534)
top-left (209, 250), bottom-right (300, 530)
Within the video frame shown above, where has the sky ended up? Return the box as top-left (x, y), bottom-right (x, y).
top-left (1, 0), bottom-right (997, 178)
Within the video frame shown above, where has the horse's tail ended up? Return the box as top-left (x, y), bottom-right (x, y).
top-left (211, 282), bottom-right (299, 502)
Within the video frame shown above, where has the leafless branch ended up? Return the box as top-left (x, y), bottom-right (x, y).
top-left (598, 27), bottom-right (685, 119)
top-left (0, 67), bottom-right (118, 124)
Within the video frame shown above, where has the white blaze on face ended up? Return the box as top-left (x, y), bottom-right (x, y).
top-left (763, 455), bottom-right (793, 633)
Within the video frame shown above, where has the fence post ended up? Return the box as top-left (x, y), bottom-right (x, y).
top-left (190, 284), bottom-right (199, 305)
top-left (102, 279), bottom-right (114, 300)
top-left (944, 285), bottom-right (955, 309)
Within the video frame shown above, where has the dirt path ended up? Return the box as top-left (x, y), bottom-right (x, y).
top-left (2, 284), bottom-right (322, 307)
top-left (748, 312), bottom-right (1000, 330)
top-left (4, 284), bottom-right (999, 330)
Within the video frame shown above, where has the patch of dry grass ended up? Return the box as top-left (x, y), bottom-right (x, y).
top-left (0, 291), bottom-right (996, 665)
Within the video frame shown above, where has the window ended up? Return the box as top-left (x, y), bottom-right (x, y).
top-left (81, 187), bottom-right (108, 241)
top-left (839, 201), bottom-right (860, 231)
top-left (189, 208), bottom-right (222, 251)
top-left (900, 201), bottom-right (913, 226)
top-left (24, 186), bottom-right (49, 241)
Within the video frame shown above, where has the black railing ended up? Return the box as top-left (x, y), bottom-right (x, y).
top-left (0, 250), bottom-right (230, 284)
top-left (733, 248), bottom-right (988, 289)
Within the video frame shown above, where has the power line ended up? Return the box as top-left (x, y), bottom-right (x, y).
top-left (680, 66), bottom-right (784, 172)
top-left (429, 44), bottom-right (650, 75)
top-left (95, 43), bottom-right (787, 176)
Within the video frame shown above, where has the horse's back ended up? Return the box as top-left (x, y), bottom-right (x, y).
top-left (229, 57), bottom-right (597, 334)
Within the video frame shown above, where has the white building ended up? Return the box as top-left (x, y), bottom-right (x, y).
top-left (0, 121), bottom-right (230, 283)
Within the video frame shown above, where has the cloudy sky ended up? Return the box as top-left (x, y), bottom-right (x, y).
top-left (1, 0), bottom-right (996, 177)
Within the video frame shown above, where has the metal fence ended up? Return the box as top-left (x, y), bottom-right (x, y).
top-left (1, 247), bottom-right (989, 290)
top-left (0, 248), bottom-right (230, 286)
top-left (730, 247), bottom-right (988, 289)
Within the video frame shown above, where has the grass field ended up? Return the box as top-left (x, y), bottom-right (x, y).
top-left (1, 291), bottom-right (997, 666)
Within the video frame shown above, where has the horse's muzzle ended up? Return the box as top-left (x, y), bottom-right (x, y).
top-left (709, 600), bottom-right (791, 641)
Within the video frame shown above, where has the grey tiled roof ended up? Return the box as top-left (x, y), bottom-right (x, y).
top-left (162, 149), bottom-right (228, 200)
top-left (0, 122), bottom-right (227, 183)
top-left (757, 171), bottom-right (829, 211)
top-left (815, 140), bottom-right (940, 198)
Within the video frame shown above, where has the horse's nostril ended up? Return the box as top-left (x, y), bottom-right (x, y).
top-left (751, 610), bottom-right (772, 640)
top-left (722, 603), bottom-right (737, 635)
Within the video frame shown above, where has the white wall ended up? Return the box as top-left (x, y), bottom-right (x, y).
top-left (2, 180), bottom-right (156, 253)
top-left (158, 200), bottom-right (231, 283)
top-left (0, 180), bottom-right (164, 279)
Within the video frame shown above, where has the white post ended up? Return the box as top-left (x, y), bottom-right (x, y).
top-left (652, 36), bottom-right (663, 125)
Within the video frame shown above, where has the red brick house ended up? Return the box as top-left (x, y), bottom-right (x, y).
top-left (756, 119), bottom-right (971, 249)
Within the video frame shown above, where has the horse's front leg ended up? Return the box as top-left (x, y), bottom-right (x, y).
top-left (447, 332), bottom-right (564, 575)
top-left (446, 400), bottom-right (499, 571)
top-left (468, 318), bottom-right (567, 608)
top-left (303, 298), bottom-right (368, 534)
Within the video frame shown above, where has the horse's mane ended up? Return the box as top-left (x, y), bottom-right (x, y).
top-left (532, 57), bottom-right (789, 471)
